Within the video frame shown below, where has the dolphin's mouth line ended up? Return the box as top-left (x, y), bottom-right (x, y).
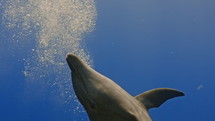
top-left (68, 57), bottom-right (90, 94)
top-left (76, 91), bottom-right (97, 111)
top-left (73, 70), bottom-right (89, 94)
top-left (72, 70), bottom-right (97, 110)
top-left (66, 54), bottom-right (97, 110)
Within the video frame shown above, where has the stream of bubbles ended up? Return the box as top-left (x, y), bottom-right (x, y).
top-left (2, 0), bottom-right (96, 119)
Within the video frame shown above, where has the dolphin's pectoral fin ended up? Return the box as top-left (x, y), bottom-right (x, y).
top-left (135, 88), bottom-right (184, 110)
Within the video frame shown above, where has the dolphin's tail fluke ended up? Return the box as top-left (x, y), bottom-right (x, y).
top-left (135, 88), bottom-right (184, 110)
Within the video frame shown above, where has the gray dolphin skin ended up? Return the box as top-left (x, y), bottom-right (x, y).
top-left (66, 54), bottom-right (184, 121)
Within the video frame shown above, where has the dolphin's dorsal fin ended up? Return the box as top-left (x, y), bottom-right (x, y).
top-left (135, 88), bottom-right (184, 110)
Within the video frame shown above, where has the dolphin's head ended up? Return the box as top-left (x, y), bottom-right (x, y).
top-left (66, 53), bottom-right (104, 112)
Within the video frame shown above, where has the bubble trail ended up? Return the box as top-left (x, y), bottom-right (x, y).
top-left (2, 0), bottom-right (96, 119)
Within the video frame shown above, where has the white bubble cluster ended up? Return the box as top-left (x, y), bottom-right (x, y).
top-left (3, 0), bottom-right (96, 118)
top-left (4, 0), bottom-right (96, 64)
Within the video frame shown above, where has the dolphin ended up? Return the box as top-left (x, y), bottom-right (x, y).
top-left (66, 54), bottom-right (184, 121)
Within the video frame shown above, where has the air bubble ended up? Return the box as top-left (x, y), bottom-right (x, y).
top-left (3, 0), bottom-right (96, 119)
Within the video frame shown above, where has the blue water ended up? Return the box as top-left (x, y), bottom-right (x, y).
top-left (1, 0), bottom-right (215, 121)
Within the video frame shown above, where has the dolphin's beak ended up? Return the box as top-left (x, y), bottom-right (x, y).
top-left (66, 53), bottom-right (88, 72)
top-left (66, 53), bottom-right (80, 70)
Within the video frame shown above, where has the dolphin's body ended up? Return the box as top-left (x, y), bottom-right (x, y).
top-left (66, 54), bottom-right (184, 121)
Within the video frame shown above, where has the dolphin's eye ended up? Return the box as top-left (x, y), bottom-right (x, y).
top-left (90, 103), bottom-right (96, 110)
top-left (88, 99), bottom-right (96, 110)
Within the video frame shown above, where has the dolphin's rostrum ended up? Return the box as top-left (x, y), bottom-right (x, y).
top-left (66, 54), bottom-right (184, 121)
